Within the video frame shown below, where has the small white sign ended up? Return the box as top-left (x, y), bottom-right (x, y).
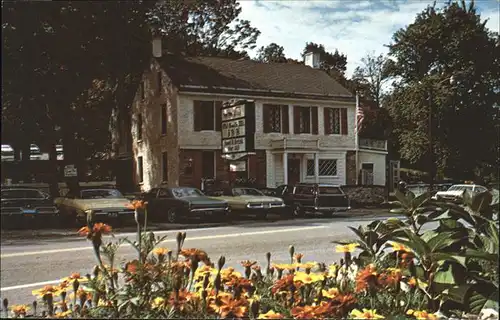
top-left (64, 165), bottom-right (78, 177)
top-left (222, 105), bottom-right (245, 121)
top-left (222, 138), bottom-right (246, 153)
top-left (222, 119), bottom-right (246, 139)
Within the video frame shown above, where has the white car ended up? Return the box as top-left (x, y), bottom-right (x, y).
top-left (432, 184), bottom-right (488, 203)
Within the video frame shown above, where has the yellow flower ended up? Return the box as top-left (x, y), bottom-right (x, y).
top-left (195, 265), bottom-right (217, 279)
top-left (293, 271), bottom-right (324, 284)
top-left (32, 285), bottom-right (62, 298)
top-left (220, 267), bottom-right (243, 280)
top-left (10, 305), bottom-right (30, 317)
top-left (322, 288), bottom-right (340, 299)
top-left (54, 310), bottom-right (72, 318)
top-left (297, 261), bottom-right (318, 270)
top-left (272, 263), bottom-right (296, 271)
top-left (387, 241), bottom-right (412, 253)
top-left (258, 309), bottom-right (285, 319)
top-left (327, 263), bottom-right (338, 278)
top-left (152, 297), bottom-right (166, 309)
top-left (350, 308), bottom-right (385, 319)
top-left (335, 243), bottom-right (359, 253)
top-left (407, 309), bottom-right (438, 320)
top-left (60, 272), bottom-right (88, 284)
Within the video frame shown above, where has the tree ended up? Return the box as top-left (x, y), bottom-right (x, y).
top-left (385, 1), bottom-right (500, 180)
top-left (256, 43), bottom-right (286, 63)
top-left (352, 53), bottom-right (391, 108)
top-left (301, 42), bottom-right (348, 75)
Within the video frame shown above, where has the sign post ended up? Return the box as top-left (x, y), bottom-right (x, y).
top-left (220, 99), bottom-right (256, 181)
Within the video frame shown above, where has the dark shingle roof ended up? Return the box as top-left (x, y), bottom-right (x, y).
top-left (157, 55), bottom-right (353, 100)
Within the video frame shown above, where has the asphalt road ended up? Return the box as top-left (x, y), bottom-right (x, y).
top-left (1, 212), bottom-right (397, 306)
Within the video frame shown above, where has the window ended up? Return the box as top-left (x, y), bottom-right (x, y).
top-left (298, 107), bottom-right (311, 133)
top-left (194, 100), bottom-right (222, 131)
top-left (137, 113), bottom-right (143, 140)
top-left (140, 81), bottom-right (145, 100)
top-left (306, 159), bottom-right (337, 176)
top-left (183, 156), bottom-right (193, 176)
top-left (294, 106), bottom-right (318, 134)
top-left (137, 156), bottom-right (143, 183)
top-left (324, 107), bottom-right (348, 135)
top-left (263, 104), bottom-right (289, 133)
top-left (201, 151), bottom-right (215, 178)
top-left (161, 103), bottom-right (167, 135)
top-left (157, 71), bottom-right (162, 95)
top-left (162, 152), bottom-right (168, 182)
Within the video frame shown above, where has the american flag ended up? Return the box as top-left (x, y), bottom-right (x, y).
top-left (355, 93), bottom-right (364, 135)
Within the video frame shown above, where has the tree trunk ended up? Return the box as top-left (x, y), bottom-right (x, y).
top-left (62, 128), bottom-right (81, 195)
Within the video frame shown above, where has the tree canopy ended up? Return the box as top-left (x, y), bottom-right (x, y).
top-left (385, 0), bottom-right (500, 180)
top-left (256, 43), bottom-right (287, 63)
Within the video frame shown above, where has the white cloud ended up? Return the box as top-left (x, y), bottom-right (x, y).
top-left (238, 0), bottom-right (500, 77)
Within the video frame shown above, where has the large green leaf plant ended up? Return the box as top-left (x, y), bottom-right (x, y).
top-left (349, 189), bottom-right (499, 318)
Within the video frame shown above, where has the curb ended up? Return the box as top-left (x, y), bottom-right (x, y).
top-left (0, 209), bottom-right (391, 240)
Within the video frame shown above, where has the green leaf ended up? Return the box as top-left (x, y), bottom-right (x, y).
top-left (411, 191), bottom-right (430, 209)
top-left (467, 284), bottom-right (500, 314)
top-left (426, 231), bottom-right (462, 252)
top-left (434, 268), bottom-right (456, 285)
top-left (469, 191), bottom-right (493, 213)
top-left (402, 228), bottom-right (431, 256)
top-left (430, 253), bottom-right (467, 267)
top-left (443, 284), bottom-right (473, 304)
top-left (464, 249), bottom-right (498, 262)
top-left (395, 189), bottom-right (410, 207)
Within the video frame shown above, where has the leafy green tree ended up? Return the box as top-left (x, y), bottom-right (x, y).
top-left (385, 1), bottom-right (500, 180)
top-left (301, 42), bottom-right (347, 75)
top-left (256, 43), bottom-right (286, 63)
top-left (352, 53), bottom-right (391, 109)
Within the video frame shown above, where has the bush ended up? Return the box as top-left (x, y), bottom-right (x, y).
top-left (3, 193), bottom-right (499, 319)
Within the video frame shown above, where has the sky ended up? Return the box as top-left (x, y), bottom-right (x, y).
top-left (238, 0), bottom-right (500, 77)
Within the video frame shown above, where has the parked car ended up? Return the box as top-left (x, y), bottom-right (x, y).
top-left (141, 187), bottom-right (230, 223)
top-left (209, 187), bottom-right (285, 219)
top-left (1, 187), bottom-right (59, 225)
top-left (1, 144), bottom-right (15, 162)
top-left (55, 187), bottom-right (134, 225)
top-left (432, 183), bottom-right (488, 203)
top-left (280, 183), bottom-right (350, 218)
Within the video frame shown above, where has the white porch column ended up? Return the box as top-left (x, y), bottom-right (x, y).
top-left (283, 151), bottom-right (288, 184)
top-left (314, 152), bottom-right (319, 183)
top-left (265, 150), bottom-right (274, 187)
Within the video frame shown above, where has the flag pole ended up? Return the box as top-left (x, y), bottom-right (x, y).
top-left (355, 92), bottom-right (360, 186)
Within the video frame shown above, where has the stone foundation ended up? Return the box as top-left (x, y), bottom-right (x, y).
top-left (342, 185), bottom-right (386, 207)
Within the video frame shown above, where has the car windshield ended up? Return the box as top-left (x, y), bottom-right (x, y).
top-left (1, 189), bottom-right (44, 199)
top-left (172, 188), bottom-right (204, 198)
top-left (81, 189), bottom-right (124, 199)
top-left (447, 185), bottom-right (473, 192)
top-left (319, 187), bottom-right (342, 195)
top-left (233, 188), bottom-right (264, 196)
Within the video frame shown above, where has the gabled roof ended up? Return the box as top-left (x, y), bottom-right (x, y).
top-left (157, 55), bottom-right (354, 101)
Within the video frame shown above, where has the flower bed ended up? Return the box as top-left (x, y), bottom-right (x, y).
top-left (3, 194), bottom-right (499, 319)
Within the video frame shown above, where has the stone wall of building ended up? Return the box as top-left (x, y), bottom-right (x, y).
top-left (343, 185), bottom-right (386, 207)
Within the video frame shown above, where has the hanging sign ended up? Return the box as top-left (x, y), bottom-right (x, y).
top-left (220, 99), bottom-right (255, 156)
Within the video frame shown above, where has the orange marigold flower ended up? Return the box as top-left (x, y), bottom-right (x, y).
top-left (407, 309), bottom-right (438, 320)
top-left (77, 223), bottom-right (112, 237)
top-left (32, 285), bottom-right (61, 297)
top-left (168, 289), bottom-right (197, 311)
top-left (379, 267), bottom-right (402, 288)
top-left (69, 288), bottom-right (92, 302)
top-left (258, 309), bottom-right (285, 319)
top-left (355, 264), bottom-right (379, 293)
top-left (53, 310), bottom-right (72, 318)
top-left (209, 295), bottom-right (248, 319)
top-left (351, 308), bottom-right (385, 319)
top-left (61, 272), bottom-right (88, 284)
top-left (10, 304), bottom-right (30, 317)
top-left (153, 247), bottom-right (171, 256)
top-left (294, 253), bottom-right (304, 262)
top-left (180, 248), bottom-right (211, 265)
top-left (240, 260), bottom-right (257, 268)
top-left (291, 305), bottom-right (317, 319)
top-left (126, 199), bottom-right (147, 210)
top-left (271, 274), bottom-right (295, 294)
top-left (335, 243), bottom-right (359, 253)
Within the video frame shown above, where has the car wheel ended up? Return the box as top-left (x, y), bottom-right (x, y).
top-left (167, 209), bottom-right (179, 224)
top-left (293, 205), bottom-right (304, 218)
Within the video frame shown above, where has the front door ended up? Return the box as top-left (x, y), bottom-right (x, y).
top-left (288, 158), bottom-right (301, 185)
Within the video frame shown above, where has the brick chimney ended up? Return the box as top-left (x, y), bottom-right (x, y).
top-left (152, 36), bottom-right (162, 58)
top-left (304, 51), bottom-right (321, 68)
